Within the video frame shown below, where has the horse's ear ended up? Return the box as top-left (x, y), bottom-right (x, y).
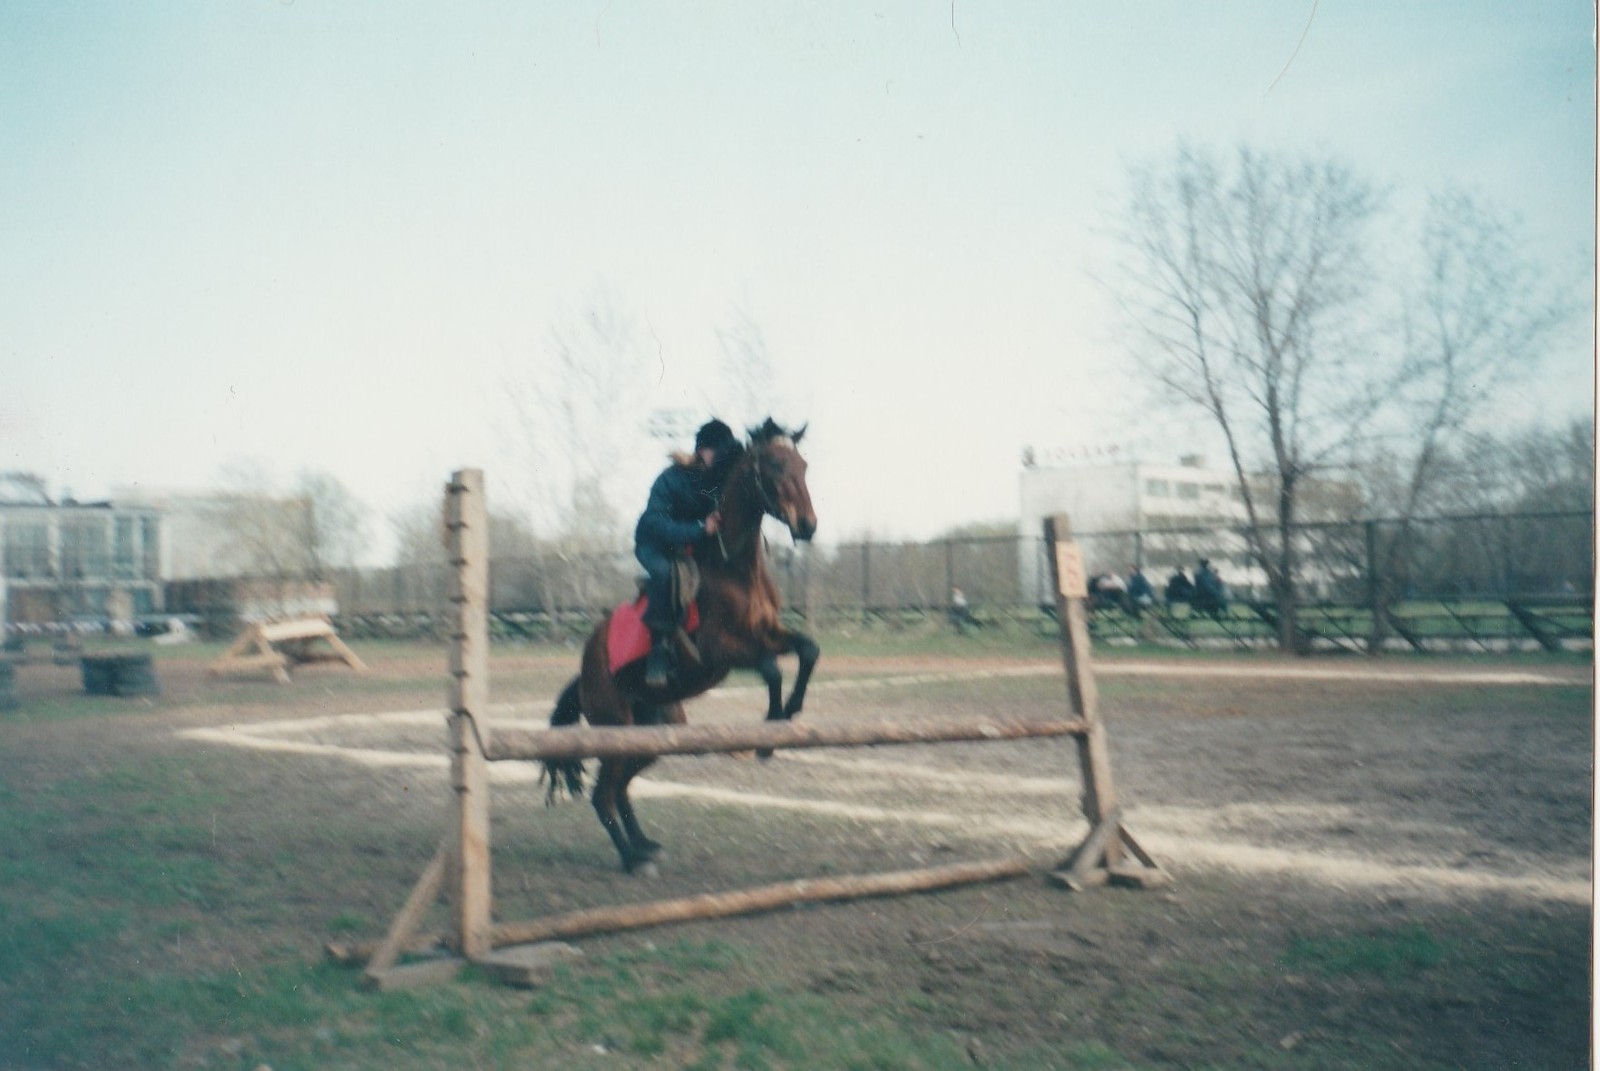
top-left (791, 423), bottom-right (807, 445)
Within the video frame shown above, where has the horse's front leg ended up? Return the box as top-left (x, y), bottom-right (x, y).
top-left (754, 651), bottom-right (786, 722)
top-left (754, 632), bottom-right (821, 723)
top-left (753, 632), bottom-right (820, 759)
top-left (781, 630), bottom-right (820, 719)
top-left (751, 651), bottom-right (787, 760)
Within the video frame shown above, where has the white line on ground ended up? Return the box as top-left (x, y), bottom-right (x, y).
top-left (176, 682), bottom-right (1591, 906)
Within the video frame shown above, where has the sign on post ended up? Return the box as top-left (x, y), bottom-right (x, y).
top-left (1054, 540), bottom-right (1088, 599)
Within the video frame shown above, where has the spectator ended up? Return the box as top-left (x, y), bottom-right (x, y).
top-left (1088, 571), bottom-right (1127, 614)
top-left (1193, 558), bottom-right (1230, 620)
top-left (949, 586), bottom-right (977, 635)
top-left (1126, 566), bottom-right (1156, 616)
top-left (1164, 567), bottom-right (1194, 608)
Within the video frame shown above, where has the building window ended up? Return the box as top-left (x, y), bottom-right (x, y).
top-left (1177, 482), bottom-right (1201, 500)
top-left (1144, 479), bottom-right (1170, 498)
top-left (114, 517), bottom-right (138, 580)
top-left (4, 521), bottom-right (51, 578)
top-left (140, 517), bottom-right (161, 580)
top-left (63, 517), bottom-right (110, 580)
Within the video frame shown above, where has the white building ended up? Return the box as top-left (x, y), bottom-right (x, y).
top-left (1018, 455), bottom-right (1259, 601)
top-left (1020, 454), bottom-right (1245, 536)
top-left (109, 485), bottom-right (258, 581)
top-left (0, 501), bottom-right (164, 629)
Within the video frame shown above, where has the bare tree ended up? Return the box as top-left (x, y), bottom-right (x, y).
top-left (1111, 146), bottom-right (1384, 649)
top-left (1409, 419), bottom-right (1593, 519)
top-left (292, 470), bottom-right (370, 581)
top-left (1110, 147), bottom-right (1571, 650)
top-left (714, 302), bottom-right (779, 427)
top-left (391, 498), bottom-right (546, 613)
top-left (1366, 194), bottom-right (1567, 515)
top-left (211, 464), bottom-right (369, 581)
top-left (504, 289), bottom-right (655, 544)
top-left (392, 498), bottom-right (543, 567)
top-left (209, 462), bottom-right (300, 579)
top-left (1357, 192), bottom-right (1569, 645)
top-left (501, 287), bottom-right (657, 611)
top-left (1500, 419), bottom-right (1595, 515)
top-left (390, 501), bottom-right (448, 570)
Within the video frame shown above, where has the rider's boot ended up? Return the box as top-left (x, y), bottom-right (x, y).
top-left (644, 631), bottom-right (672, 690)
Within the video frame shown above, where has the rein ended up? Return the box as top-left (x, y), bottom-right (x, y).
top-left (713, 449), bottom-right (780, 563)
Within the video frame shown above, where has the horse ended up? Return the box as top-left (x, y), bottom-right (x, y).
top-left (542, 418), bottom-right (820, 873)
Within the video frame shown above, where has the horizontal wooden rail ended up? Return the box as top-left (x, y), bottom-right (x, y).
top-left (329, 855), bottom-right (1035, 964)
top-left (483, 715), bottom-right (1091, 763)
top-left (492, 854), bottom-right (1034, 946)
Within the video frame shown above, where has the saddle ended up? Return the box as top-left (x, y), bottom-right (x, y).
top-left (634, 556), bottom-right (701, 622)
top-left (610, 556), bottom-right (703, 676)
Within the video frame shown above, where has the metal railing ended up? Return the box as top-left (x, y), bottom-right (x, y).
top-left (328, 510), bottom-right (1593, 651)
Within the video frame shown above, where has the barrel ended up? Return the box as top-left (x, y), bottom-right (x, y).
top-left (81, 653), bottom-right (161, 698)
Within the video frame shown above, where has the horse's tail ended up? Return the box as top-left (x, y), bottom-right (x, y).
top-left (541, 676), bottom-right (586, 804)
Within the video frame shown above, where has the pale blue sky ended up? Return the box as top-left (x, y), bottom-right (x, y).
top-left (2, 2), bottom-right (1593, 550)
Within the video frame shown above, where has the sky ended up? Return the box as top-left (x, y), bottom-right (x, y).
top-left (2, 2), bottom-right (1594, 559)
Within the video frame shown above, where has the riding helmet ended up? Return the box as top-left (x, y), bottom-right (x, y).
top-left (694, 418), bottom-right (738, 458)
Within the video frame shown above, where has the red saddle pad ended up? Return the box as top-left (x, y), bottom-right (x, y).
top-left (607, 595), bottom-right (701, 675)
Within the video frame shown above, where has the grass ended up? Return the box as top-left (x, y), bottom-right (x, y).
top-left (0, 742), bottom-right (998, 1070)
top-left (1283, 926), bottom-right (1448, 980)
top-left (523, 941), bottom-right (997, 1070)
top-left (798, 605), bottom-right (1592, 665)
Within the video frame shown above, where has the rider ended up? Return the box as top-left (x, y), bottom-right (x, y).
top-left (634, 418), bottom-right (740, 688)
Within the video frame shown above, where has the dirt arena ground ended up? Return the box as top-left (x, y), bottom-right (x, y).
top-left (2, 643), bottom-right (1591, 1069)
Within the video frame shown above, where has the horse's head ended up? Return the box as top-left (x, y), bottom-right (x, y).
top-left (743, 418), bottom-right (817, 542)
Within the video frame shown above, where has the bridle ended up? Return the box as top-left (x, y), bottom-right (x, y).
top-left (748, 446), bottom-right (785, 517)
top-left (713, 442), bottom-right (785, 562)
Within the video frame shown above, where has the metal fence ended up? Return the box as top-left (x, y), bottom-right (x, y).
top-left (329, 510), bottom-right (1593, 647)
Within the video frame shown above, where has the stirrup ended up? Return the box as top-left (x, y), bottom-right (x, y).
top-left (673, 627), bottom-right (702, 668)
top-left (644, 638), bottom-right (672, 688)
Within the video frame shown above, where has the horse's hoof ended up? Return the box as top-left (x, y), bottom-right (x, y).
top-left (633, 860), bottom-right (660, 879)
top-left (756, 748), bottom-right (775, 761)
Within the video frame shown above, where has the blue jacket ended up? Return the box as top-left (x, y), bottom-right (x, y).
top-left (1127, 571), bottom-right (1155, 601)
top-left (634, 462), bottom-right (718, 549)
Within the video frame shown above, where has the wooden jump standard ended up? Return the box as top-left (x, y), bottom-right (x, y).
top-left (333, 469), bottom-right (1161, 989)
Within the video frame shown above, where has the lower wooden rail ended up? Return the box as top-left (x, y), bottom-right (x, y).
top-left (329, 854), bottom-right (1033, 964)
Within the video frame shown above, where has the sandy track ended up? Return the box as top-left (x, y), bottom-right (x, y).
top-left (177, 663), bottom-right (1592, 906)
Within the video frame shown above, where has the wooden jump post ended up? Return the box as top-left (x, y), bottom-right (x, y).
top-left (338, 472), bottom-right (1161, 988)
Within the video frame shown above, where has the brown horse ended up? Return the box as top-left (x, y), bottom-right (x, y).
top-left (542, 419), bottom-right (820, 873)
